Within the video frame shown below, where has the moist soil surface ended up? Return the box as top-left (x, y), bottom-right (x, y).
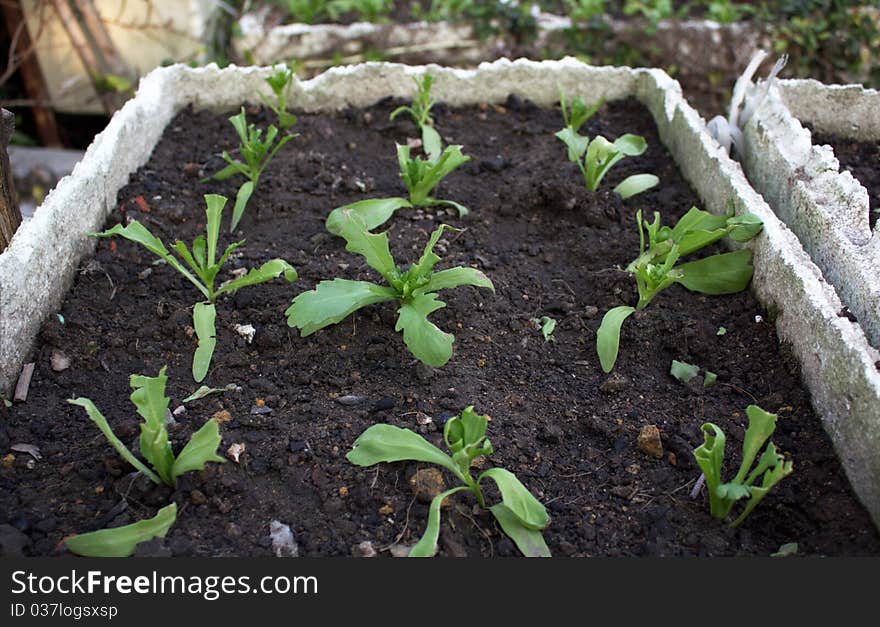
top-left (811, 132), bottom-right (880, 230)
top-left (2, 96), bottom-right (879, 558)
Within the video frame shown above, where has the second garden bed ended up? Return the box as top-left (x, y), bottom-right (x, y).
top-left (2, 69), bottom-right (878, 556)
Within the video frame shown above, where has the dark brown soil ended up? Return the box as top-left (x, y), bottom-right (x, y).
top-left (811, 132), bottom-right (880, 230)
top-left (2, 96), bottom-right (878, 557)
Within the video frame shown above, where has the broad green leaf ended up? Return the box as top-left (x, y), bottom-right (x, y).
top-left (716, 482), bottom-right (752, 501)
top-left (422, 125), bottom-right (442, 162)
top-left (395, 293), bottom-right (454, 367)
top-left (670, 359), bottom-right (700, 383)
top-left (229, 108), bottom-right (248, 144)
top-left (130, 367), bottom-right (174, 485)
top-left (444, 406), bottom-right (489, 453)
top-left (489, 503), bottom-right (551, 558)
top-left (68, 398), bottom-right (161, 485)
top-left (332, 210), bottom-right (398, 282)
top-left (406, 145), bottom-right (470, 207)
top-left (326, 198), bottom-right (412, 234)
top-left (613, 133), bottom-right (648, 156)
top-left (418, 267), bottom-right (494, 294)
top-left (744, 441), bottom-right (783, 487)
top-left (215, 259), bottom-right (297, 297)
top-left (286, 279), bottom-right (398, 336)
top-left (596, 306), bottom-right (636, 373)
top-left (727, 212), bottom-right (764, 242)
top-left (65, 503), bottom-right (177, 558)
top-left (171, 419), bottom-right (226, 478)
top-left (479, 467), bottom-right (549, 531)
top-left (771, 542), bottom-right (798, 557)
top-left (230, 181), bottom-right (254, 232)
top-left (211, 160), bottom-right (244, 181)
top-left (171, 240), bottom-right (202, 279)
top-left (192, 302), bottom-right (216, 384)
top-left (693, 422), bottom-right (728, 519)
top-left (346, 424), bottom-right (461, 478)
top-left (408, 487), bottom-right (469, 557)
top-left (534, 315), bottom-right (557, 342)
top-left (434, 199), bottom-right (469, 217)
top-left (730, 458), bottom-right (793, 528)
top-left (204, 194), bottom-right (226, 265)
top-left (614, 173), bottom-right (658, 199)
top-left (675, 249), bottom-right (754, 295)
top-left (669, 206), bottom-right (729, 241)
top-left (182, 385), bottom-right (231, 403)
top-left (554, 127), bottom-right (590, 162)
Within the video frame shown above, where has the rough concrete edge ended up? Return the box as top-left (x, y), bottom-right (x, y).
top-left (1, 58), bottom-right (878, 528)
top-left (739, 83), bottom-right (880, 350)
top-left (646, 72), bottom-right (880, 528)
top-left (777, 78), bottom-right (880, 141)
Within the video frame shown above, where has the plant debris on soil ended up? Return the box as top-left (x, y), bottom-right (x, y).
top-left (811, 132), bottom-right (880, 230)
top-left (1, 95), bottom-right (878, 558)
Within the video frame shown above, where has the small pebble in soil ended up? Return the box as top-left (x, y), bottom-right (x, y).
top-left (269, 521), bottom-right (299, 558)
top-left (335, 395), bottom-right (364, 406)
top-left (50, 350), bottom-right (70, 372)
top-left (353, 541), bottom-right (377, 558)
top-left (600, 373), bottom-right (630, 394)
top-left (637, 425), bottom-right (664, 459)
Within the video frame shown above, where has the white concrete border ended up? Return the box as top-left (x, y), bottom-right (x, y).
top-left (1, 58), bottom-right (878, 526)
top-left (740, 80), bottom-right (880, 351)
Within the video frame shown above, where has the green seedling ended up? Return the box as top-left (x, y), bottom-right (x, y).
top-left (532, 316), bottom-right (557, 342)
top-left (69, 367), bottom-right (225, 488)
top-left (596, 206), bottom-right (763, 372)
top-left (347, 406), bottom-right (550, 557)
top-left (259, 64), bottom-right (298, 129)
top-left (390, 74), bottom-right (442, 160)
top-left (555, 91), bottom-right (658, 199)
top-left (92, 194), bottom-right (297, 381)
top-left (771, 542), bottom-right (798, 557)
top-left (65, 503), bottom-right (177, 557)
top-left (287, 210), bottom-right (493, 367)
top-left (211, 108), bottom-right (297, 231)
top-left (327, 0), bottom-right (391, 22)
top-left (670, 359), bottom-right (717, 388)
top-left (280, 0), bottom-right (329, 24)
top-left (693, 404), bottom-right (793, 527)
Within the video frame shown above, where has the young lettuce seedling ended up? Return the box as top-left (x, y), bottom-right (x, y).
top-left (390, 73), bottom-right (442, 159)
top-left (93, 194), bottom-right (297, 381)
top-left (347, 406), bottom-right (550, 557)
top-left (693, 405), bottom-right (793, 527)
top-left (286, 209), bottom-right (493, 367)
top-left (596, 206), bottom-right (763, 372)
top-left (259, 64), bottom-right (298, 130)
top-left (211, 107), bottom-right (297, 231)
top-left (69, 367), bottom-right (225, 488)
top-left (555, 91), bottom-right (658, 199)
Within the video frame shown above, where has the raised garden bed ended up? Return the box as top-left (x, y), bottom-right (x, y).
top-left (1, 59), bottom-right (879, 557)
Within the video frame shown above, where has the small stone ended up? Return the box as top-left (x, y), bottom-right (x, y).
top-left (600, 373), bottom-right (630, 394)
top-left (269, 521), bottom-right (299, 557)
top-left (378, 503), bottom-right (394, 516)
top-left (50, 350), bottom-right (70, 372)
top-left (409, 467), bottom-right (446, 503)
top-left (335, 395), bottom-right (364, 406)
top-left (190, 489), bottom-right (207, 505)
top-left (637, 425), bottom-right (664, 459)
top-left (233, 323), bottom-right (256, 344)
top-left (353, 540), bottom-right (377, 557)
top-left (338, 486), bottom-right (349, 498)
top-left (0, 525), bottom-right (31, 558)
top-left (583, 306), bottom-right (599, 318)
top-left (213, 409), bottom-right (232, 423)
top-left (389, 544), bottom-right (411, 558)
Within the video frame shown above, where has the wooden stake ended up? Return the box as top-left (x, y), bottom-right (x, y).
top-left (0, 109), bottom-right (22, 253)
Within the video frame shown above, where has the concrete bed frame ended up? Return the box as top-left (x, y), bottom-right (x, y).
top-left (1, 58), bottom-right (878, 527)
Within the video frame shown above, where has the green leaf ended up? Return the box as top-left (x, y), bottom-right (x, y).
top-left (331, 209), bottom-right (398, 282)
top-left (727, 212), bottom-right (764, 242)
top-left (215, 259), bottom-right (297, 297)
top-left (433, 199), bottom-right (469, 217)
top-left (532, 316), bottom-right (557, 342)
top-left (182, 385), bottom-right (231, 403)
top-left (68, 398), bottom-right (161, 485)
top-left (554, 127), bottom-right (590, 162)
top-left (418, 267), bottom-right (494, 294)
top-left (346, 423), bottom-right (461, 478)
top-left (596, 306), bottom-right (636, 373)
top-left (771, 542), bottom-right (798, 557)
top-left (730, 457), bottom-right (793, 528)
top-left (411, 224), bottom-right (454, 280)
top-left (613, 133), bottom-right (648, 156)
top-left (192, 302), bottom-right (216, 384)
top-left (489, 504), bottom-right (552, 557)
top-left (204, 194), bottom-right (226, 265)
top-left (703, 371), bottom-right (718, 387)
top-left (670, 359), bottom-right (700, 383)
top-left (65, 503), bottom-right (177, 558)
top-left (286, 279), bottom-right (398, 336)
top-left (404, 145), bottom-right (470, 207)
top-left (675, 249), bottom-right (754, 295)
top-left (733, 405), bottom-right (779, 485)
top-left (479, 467), bottom-right (549, 531)
top-left (693, 422), bottom-right (728, 519)
top-left (395, 293), bottom-right (454, 367)
top-left (171, 419), bottom-right (226, 478)
top-left (326, 198), bottom-right (412, 234)
top-left (422, 125), bottom-right (443, 162)
top-left (130, 367), bottom-right (175, 485)
top-left (444, 406), bottom-right (489, 453)
top-left (211, 161), bottom-right (244, 181)
top-left (230, 181), bottom-right (254, 232)
top-left (408, 487), bottom-right (469, 557)
top-left (614, 174), bottom-right (659, 199)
